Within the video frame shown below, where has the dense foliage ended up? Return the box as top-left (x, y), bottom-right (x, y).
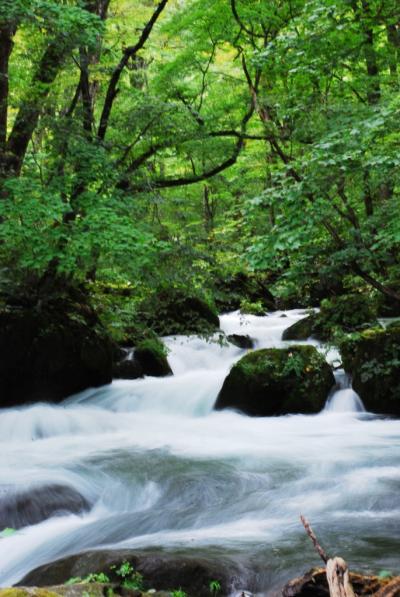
top-left (0, 0), bottom-right (399, 328)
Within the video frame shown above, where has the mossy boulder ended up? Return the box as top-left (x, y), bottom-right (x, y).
top-left (0, 289), bottom-right (114, 407)
top-left (214, 345), bottom-right (334, 416)
top-left (340, 326), bottom-right (400, 415)
top-left (282, 315), bottom-right (315, 341)
top-left (0, 590), bottom-right (60, 597)
top-left (113, 340), bottom-right (172, 378)
top-left (21, 550), bottom-right (237, 597)
top-left (135, 339), bottom-right (172, 377)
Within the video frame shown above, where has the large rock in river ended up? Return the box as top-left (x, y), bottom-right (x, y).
top-left (20, 550), bottom-right (240, 597)
top-left (0, 290), bottom-right (114, 407)
top-left (214, 346), bottom-right (335, 416)
top-left (0, 484), bottom-right (91, 530)
top-left (340, 326), bottom-right (400, 415)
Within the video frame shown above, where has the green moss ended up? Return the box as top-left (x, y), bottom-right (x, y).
top-left (215, 345), bottom-right (334, 416)
top-left (135, 338), bottom-right (172, 377)
top-left (137, 338), bottom-right (168, 360)
top-left (0, 591), bottom-right (60, 597)
top-left (0, 590), bottom-right (29, 597)
top-left (340, 326), bottom-right (400, 414)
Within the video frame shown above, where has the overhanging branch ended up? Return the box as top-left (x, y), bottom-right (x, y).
top-left (97, 0), bottom-right (169, 141)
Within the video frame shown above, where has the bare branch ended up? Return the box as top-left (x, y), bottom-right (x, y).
top-left (300, 515), bottom-right (329, 564)
top-left (97, 0), bottom-right (169, 141)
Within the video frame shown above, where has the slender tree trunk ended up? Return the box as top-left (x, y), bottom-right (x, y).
top-left (6, 37), bottom-right (70, 178)
top-left (0, 23), bottom-right (17, 182)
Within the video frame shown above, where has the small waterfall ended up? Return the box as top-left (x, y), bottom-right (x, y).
top-left (324, 369), bottom-right (365, 413)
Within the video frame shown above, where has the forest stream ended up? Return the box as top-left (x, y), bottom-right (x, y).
top-left (1, 310), bottom-right (399, 595)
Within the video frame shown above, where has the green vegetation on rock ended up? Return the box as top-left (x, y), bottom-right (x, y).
top-left (215, 345), bottom-right (335, 416)
top-left (340, 327), bottom-right (400, 415)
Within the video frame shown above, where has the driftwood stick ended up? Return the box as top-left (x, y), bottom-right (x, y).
top-left (300, 516), bottom-right (356, 597)
top-left (300, 515), bottom-right (329, 564)
top-left (326, 557), bottom-right (356, 597)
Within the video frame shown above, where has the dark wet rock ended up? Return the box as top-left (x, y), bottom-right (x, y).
top-left (215, 345), bottom-right (334, 416)
top-left (282, 567), bottom-right (399, 596)
top-left (134, 340), bottom-right (172, 377)
top-left (112, 357), bottom-right (143, 380)
top-left (21, 550), bottom-right (239, 597)
top-left (227, 334), bottom-right (254, 349)
top-left (215, 272), bottom-right (275, 313)
top-left (112, 340), bottom-right (172, 379)
top-left (282, 316), bottom-right (314, 341)
top-left (340, 326), bottom-right (400, 415)
top-left (0, 287), bottom-right (114, 407)
top-left (0, 484), bottom-right (91, 530)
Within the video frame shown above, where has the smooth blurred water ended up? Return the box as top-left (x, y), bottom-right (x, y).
top-left (0, 310), bottom-right (398, 595)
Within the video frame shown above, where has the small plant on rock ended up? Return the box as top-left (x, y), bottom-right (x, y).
top-left (111, 560), bottom-right (144, 590)
top-left (209, 579), bottom-right (221, 595)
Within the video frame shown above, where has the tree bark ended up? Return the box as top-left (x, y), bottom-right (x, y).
top-left (5, 36), bottom-right (71, 177)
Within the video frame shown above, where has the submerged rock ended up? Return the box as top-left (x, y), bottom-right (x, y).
top-left (214, 346), bottom-right (334, 416)
top-left (0, 292), bottom-right (114, 407)
top-left (340, 326), bottom-right (400, 415)
top-left (0, 484), bottom-right (91, 530)
top-left (21, 550), bottom-right (238, 597)
top-left (227, 334), bottom-right (254, 349)
top-left (282, 315), bottom-right (315, 341)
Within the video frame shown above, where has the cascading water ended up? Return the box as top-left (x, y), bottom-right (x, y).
top-left (0, 310), bottom-right (399, 595)
top-left (324, 370), bottom-right (366, 413)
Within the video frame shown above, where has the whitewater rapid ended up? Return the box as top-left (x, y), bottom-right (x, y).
top-left (0, 310), bottom-right (399, 594)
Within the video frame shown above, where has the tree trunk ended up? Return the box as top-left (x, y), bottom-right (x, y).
top-left (6, 36), bottom-right (70, 178)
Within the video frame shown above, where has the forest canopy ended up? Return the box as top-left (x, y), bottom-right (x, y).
top-left (0, 0), bottom-right (399, 328)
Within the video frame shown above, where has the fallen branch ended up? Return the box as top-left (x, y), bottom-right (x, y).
top-left (300, 515), bottom-right (355, 597)
top-left (300, 515), bottom-right (328, 564)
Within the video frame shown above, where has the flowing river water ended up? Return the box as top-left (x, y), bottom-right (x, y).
top-left (0, 310), bottom-right (399, 594)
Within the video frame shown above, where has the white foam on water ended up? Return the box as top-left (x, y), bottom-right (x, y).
top-left (0, 310), bottom-right (397, 593)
